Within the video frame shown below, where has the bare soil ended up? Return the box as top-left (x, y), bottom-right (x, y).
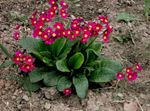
top-left (0, 0), bottom-right (150, 111)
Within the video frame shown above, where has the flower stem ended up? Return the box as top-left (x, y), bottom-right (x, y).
top-left (75, 40), bottom-right (80, 52)
top-left (83, 37), bottom-right (98, 51)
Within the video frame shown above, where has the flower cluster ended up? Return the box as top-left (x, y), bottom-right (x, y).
top-left (30, 0), bottom-right (70, 44)
top-left (30, 0), bottom-right (113, 45)
top-left (12, 24), bottom-right (21, 40)
top-left (12, 51), bottom-right (35, 73)
top-left (116, 64), bottom-right (143, 81)
top-left (98, 16), bottom-right (113, 43)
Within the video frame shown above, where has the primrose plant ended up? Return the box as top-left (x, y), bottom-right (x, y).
top-left (2, 0), bottom-right (124, 98)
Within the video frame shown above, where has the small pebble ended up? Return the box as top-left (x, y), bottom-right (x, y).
top-left (117, 93), bottom-right (124, 98)
top-left (75, 4), bottom-right (81, 7)
top-left (97, 0), bottom-right (102, 2)
top-left (98, 9), bottom-right (103, 14)
top-left (44, 102), bottom-right (51, 110)
top-left (22, 95), bottom-right (29, 101)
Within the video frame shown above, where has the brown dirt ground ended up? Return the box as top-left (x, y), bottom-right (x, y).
top-left (0, 0), bottom-right (150, 111)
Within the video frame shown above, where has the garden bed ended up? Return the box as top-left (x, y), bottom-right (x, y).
top-left (0, 0), bottom-right (150, 111)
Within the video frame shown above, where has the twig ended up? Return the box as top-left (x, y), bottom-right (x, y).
top-left (112, 100), bottom-right (126, 103)
top-left (129, 32), bottom-right (136, 46)
top-left (134, 96), bottom-right (144, 111)
top-left (127, 25), bottom-right (136, 46)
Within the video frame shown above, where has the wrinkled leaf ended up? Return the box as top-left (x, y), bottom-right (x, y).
top-left (23, 77), bottom-right (41, 92)
top-left (73, 74), bottom-right (88, 98)
top-left (101, 60), bottom-right (122, 73)
top-left (57, 76), bottom-right (72, 91)
top-left (89, 67), bottom-right (116, 82)
top-left (29, 68), bottom-right (44, 83)
top-left (19, 37), bottom-right (42, 52)
top-left (19, 37), bottom-right (50, 59)
top-left (56, 59), bottom-right (70, 72)
top-left (43, 71), bottom-right (60, 86)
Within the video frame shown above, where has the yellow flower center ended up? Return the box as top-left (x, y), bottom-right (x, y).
top-left (57, 26), bottom-right (61, 29)
top-left (42, 17), bottom-right (45, 21)
top-left (52, 33), bottom-right (56, 37)
top-left (39, 31), bottom-right (42, 35)
top-left (75, 31), bottom-right (79, 34)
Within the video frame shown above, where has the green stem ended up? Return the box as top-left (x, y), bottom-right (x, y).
top-left (70, 69), bottom-right (74, 77)
top-left (75, 41), bottom-right (80, 52)
top-left (83, 37), bottom-right (98, 51)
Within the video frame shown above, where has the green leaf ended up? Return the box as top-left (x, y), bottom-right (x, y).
top-left (50, 38), bottom-right (67, 57)
top-left (69, 52), bottom-right (84, 69)
top-left (29, 68), bottom-right (44, 83)
top-left (89, 42), bottom-right (103, 52)
top-left (57, 76), bottom-right (72, 91)
top-left (0, 44), bottom-right (12, 58)
top-left (85, 49), bottom-right (99, 64)
top-left (89, 67), bottom-right (116, 83)
top-left (113, 34), bottom-right (131, 43)
top-left (0, 61), bottom-right (14, 69)
top-left (56, 59), bottom-right (70, 72)
top-left (23, 77), bottom-right (41, 92)
top-left (43, 71), bottom-right (61, 87)
top-left (40, 51), bottom-right (51, 57)
top-left (101, 60), bottom-right (122, 73)
top-left (19, 37), bottom-right (47, 55)
top-left (116, 12), bottom-right (137, 22)
top-left (144, 0), bottom-right (150, 17)
top-left (88, 59), bottom-right (122, 82)
top-left (58, 39), bottom-right (76, 59)
top-left (80, 38), bottom-right (96, 51)
top-left (114, 36), bottom-right (124, 43)
top-left (87, 60), bottom-right (102, 68)
top-left (9, 11), bottom-right (28, 22)
top-left (19, 37), bottom-right (40, 51)
top-left (42, 57), bottom-right (54, 67)
top-left (73, 74), bottom-right (88, 98)
top-left (38, 41), bottom-right (50, 52)
top-left (83, 67), bottom-right (95, 72)
top-left (66, 21), bottom-right (71, 28)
